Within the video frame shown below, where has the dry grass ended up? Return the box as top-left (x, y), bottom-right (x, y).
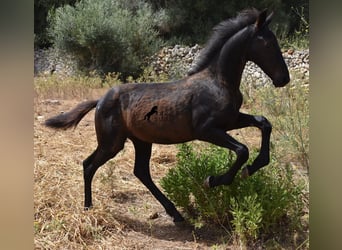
top-left (34, 75), bottom-right (308, 249)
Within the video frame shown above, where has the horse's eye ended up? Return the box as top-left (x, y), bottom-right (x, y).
top-left (256, 36), bottom-right (270, 48)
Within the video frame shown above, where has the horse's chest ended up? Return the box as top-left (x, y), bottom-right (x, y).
top-left (211, 92), bottom-right (243, 128)
top-left (217, 90), bottom-right (243, 114)
top-left (229, 89), bottom-right (243, 109)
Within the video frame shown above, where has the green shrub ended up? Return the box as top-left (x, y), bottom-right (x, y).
top-left (160, 143), bottom-right (305, 242)
top-left (48, 0), bottom-right (163, 78)
top-left (275, 4), bottom-right (309, 49)
top-left (148, 0), bottom-right (293, 44)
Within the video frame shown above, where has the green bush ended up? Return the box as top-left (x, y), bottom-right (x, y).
top-left (160, 143), bottom-right (305, 242)
top-left (34, 0), bottom-right (78, 48)
top-left (147, 0), bottom-right (306, 44)
top-left (48, 0), bottom-right (163, 78)
top-left (36, 0), bottom-right (308, 49)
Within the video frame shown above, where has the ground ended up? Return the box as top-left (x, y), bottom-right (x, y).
top-left (34, 88), bottom-right (306, 249)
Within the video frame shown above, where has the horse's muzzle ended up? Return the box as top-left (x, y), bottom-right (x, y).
top-left (273, 74), bottom-right (290, 87)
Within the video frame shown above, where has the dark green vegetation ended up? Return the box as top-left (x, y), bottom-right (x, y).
top-left (35, 0), bottom-right (308, 77)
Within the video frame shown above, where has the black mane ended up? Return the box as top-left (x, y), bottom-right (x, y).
top-left (188, 8), bottom-right (260, 75)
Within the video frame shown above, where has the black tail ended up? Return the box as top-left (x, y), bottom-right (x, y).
top-left (45, 100), bottom-right (99, 130)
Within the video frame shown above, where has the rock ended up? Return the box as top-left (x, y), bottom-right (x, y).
top-left (43, 99), bottom-right (61, 105)
top-left (287, 49), bottom-right (294, 55)
top-left (34, 48), bottom-right (78, 76)
top-left (148, 45), bottom-right (309, 86)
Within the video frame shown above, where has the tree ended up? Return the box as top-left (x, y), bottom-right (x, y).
top-left (48, 0), bottom-right (163, 78)
top-left (146, 0), bottom-right (298, 44)
top-left (34, 0), bottom-right (77, 48)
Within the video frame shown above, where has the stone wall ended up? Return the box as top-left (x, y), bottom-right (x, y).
top-left (148, 45), bottom-right (309, 86)
top-left (34, 48), bottom-right (78, 76)
top-left (34, 45), bottom-right (309, 85)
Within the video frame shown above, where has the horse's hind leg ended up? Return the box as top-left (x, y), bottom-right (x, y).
top-left (83, 138), bottom-right (125, 209)
top-left (132, 138), bottom-right (185, 223)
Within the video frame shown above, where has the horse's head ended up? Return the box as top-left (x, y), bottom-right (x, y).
top-left (246, 9), bottom-right (290, 87)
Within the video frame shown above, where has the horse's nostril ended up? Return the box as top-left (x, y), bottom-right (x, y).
top-left (283, 74), bottom-right (290, 84)
top-left (274, 73), bottom-right (290, 87)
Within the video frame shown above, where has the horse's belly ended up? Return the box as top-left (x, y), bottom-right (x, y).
top-left (122, 93), bottom-right (195, 143)
top-left (129, 116), bottom-right (194, 144)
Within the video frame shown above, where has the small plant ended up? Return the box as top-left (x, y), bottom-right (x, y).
top-left (275, 4), bottom-right (309, 49)
top-left (161, 143), bottom-right (306, 243)
top-left (135, 65), bottom-right (169, 83)
top-left (230, 194), bottom-right (262, 241)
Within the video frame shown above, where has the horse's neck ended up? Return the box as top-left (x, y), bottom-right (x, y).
top-left (215, 26), bottom-right (252, 90)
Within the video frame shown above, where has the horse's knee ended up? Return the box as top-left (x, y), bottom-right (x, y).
top-left (236, 144), bottom-right (249, 163)
top-left (258, 116), bottom-right (272, 133)
top-left (83, 162), bottom-right (95, 181)
top-left (83, 150), bottom-right (96, 168)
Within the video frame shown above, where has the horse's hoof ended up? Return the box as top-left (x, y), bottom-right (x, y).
top-left (241, 167), bottom-right (249, 179)
top-left (84, 205), bottom-right (93, 211)
top-left (173, 216), bottom-right (190, 228)
top-left (173, 213), bottom-right (185, 223)
top-left (174, 220), bottom-right (189, 228)
top-left (203, 176), bottom-right (212, 188)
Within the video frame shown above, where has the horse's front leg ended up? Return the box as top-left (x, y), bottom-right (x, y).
top-left (198, 129), bottom-right (249, 188)
top-left (234, 112), bottom-right (272, 178)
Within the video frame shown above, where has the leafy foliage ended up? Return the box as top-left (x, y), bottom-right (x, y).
top-left (161, 143), bottom-right (305, 242)
top-left (48, 0), bottom-right (163, 78)
top-left (34, 0), bottom-right (77, 48)
top-left (147, 0), bottom-right (307, 44)
top-left (36, 0), bottom-right (309, 48)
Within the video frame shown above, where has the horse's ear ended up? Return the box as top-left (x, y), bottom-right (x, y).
top-left (265, 11), bottom-right (274, 26)
top-left (255, 9), bottom-right (268, 30)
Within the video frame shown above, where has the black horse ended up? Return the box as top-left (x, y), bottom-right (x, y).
top-left (45, 8), bottom-right (290, 223)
